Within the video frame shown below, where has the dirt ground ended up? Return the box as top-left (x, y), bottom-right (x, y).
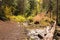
top-left (0, 20), bottom-right (60, 40)
top-left (0, 21), bottom-right (27, 40)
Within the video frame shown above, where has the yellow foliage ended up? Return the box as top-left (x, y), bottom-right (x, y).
top-left (40, 19), bottom-right (50, 26)
top-left (16, 15), bottom-right (26, 22)
top-left (43, 17), bottom-right (51, 22)
top-left (31, 10), bottom-right (36, 16)
top-left (40, 21), bottom-right (50, 26)
top-left (37, 3), bottom-right (40, 12)
top-left (9, 15), bottom-right (26, 22)
top-left (27, 16), bottom-right (33, 20)
top-left (4, 6), bottom-right (12, 17)
top-left (37, 0), bottom-right (41, 2)
top-left (32, 13), bottom-right (55, 26)
top-left (40, 16), bottom-right (54, 26)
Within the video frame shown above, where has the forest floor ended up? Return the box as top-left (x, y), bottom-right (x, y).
top-left (0, 21), bottom-right (60, 40)
top-left (0, 21), bottom-right (28, 40)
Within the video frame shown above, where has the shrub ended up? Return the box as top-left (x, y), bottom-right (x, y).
top-left (4, 6), bottom-right (12, 17)
top-left (27, 16), bottom-right (33, 20)
top-left (9, 15), bottom-right (26, 22)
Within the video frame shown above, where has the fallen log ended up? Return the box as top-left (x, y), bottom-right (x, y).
top-left (43, 21), bottom-right (56, 40)
top-left (27, 21), bottom-right (56, 40)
